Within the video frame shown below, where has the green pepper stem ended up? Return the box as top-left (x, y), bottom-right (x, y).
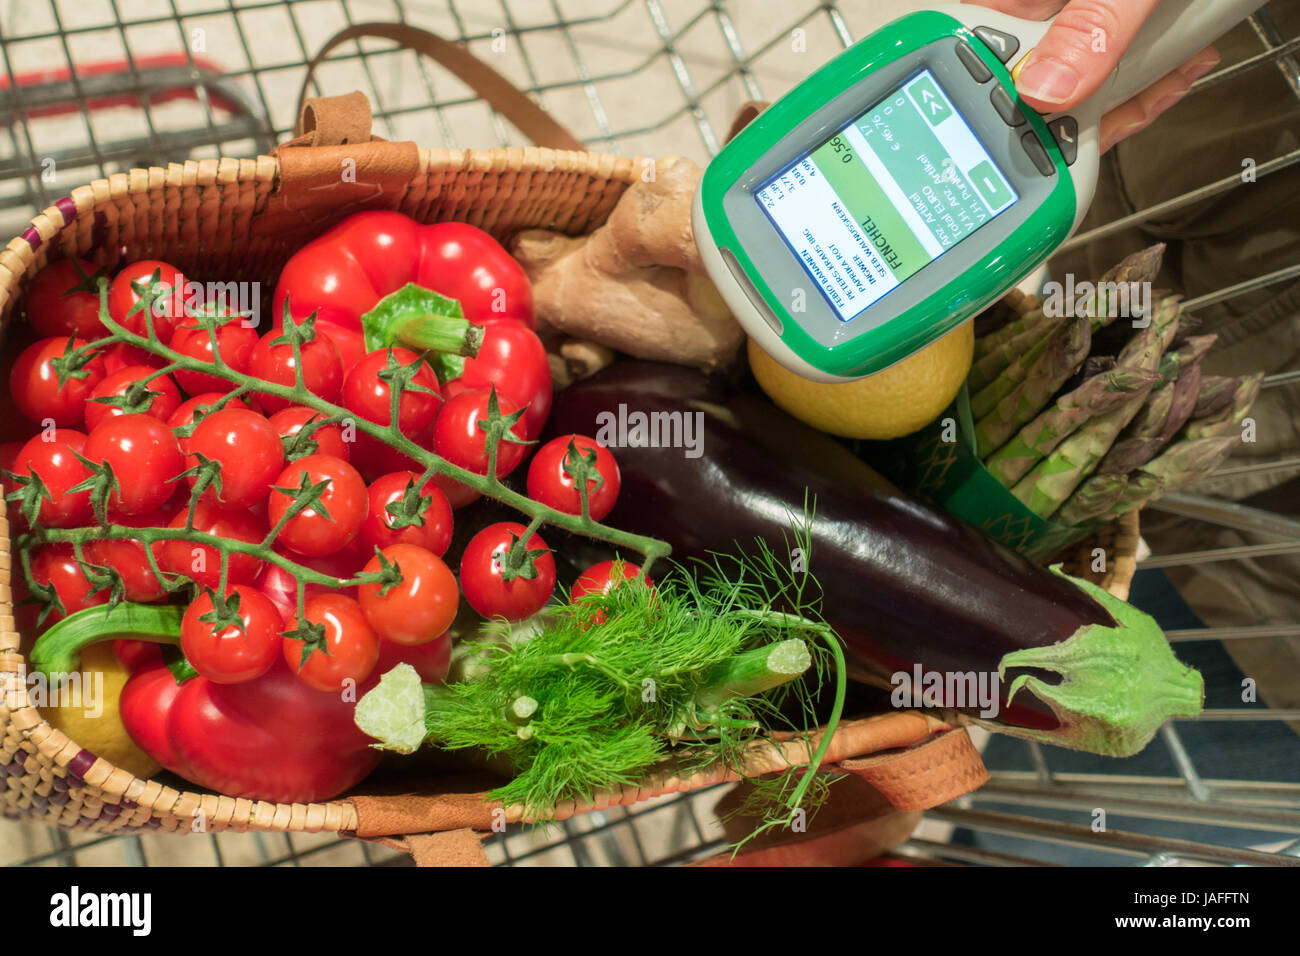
top-left (30, 603), bottom-right (184, 678)
top-left (395, 314), bottom-right (484, 356)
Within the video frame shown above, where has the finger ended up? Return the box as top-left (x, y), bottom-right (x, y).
top-left (1097, 45), bottom-right (1219, 153)
top-left (1014, 0), bottom-right (1165, 112)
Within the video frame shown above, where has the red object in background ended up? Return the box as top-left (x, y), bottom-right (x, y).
top-left (0, 55), bottom-right (250, 121)
top-left (273, 211), bottom-right (535, 373)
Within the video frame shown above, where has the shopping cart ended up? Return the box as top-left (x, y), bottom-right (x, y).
top-left (1, 0), bottom-right (1298, 867)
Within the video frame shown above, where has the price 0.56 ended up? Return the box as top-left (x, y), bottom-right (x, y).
top-left (828, 135), bottom-right (854, 164)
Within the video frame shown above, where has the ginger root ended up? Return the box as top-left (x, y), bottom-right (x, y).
top-left (511, 156), bottom-right (743, 373)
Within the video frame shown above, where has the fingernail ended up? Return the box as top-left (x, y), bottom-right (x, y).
top-left (1152, 90), bottom-right (1187, 115)
top-left (1100, 121), bottom-right (1145, 154)
top-left (1016, 58), bottom-right (1081, 105)
top-left (1183, 60), bottom-right (1217, 82)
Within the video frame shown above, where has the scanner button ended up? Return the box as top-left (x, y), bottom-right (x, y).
top-left (974, 26), bottom-right (1020, 63)
top-left (990, 85), bottom-right (1025, 126)
top-left (1020, 131), bottom-right (1056, 177)
top-left (955, 39), bottom-right (993, 82)
top-left (1048, 116), bottom-right (1079, 166)
top-left (719, 246), bottom-right (783, 336)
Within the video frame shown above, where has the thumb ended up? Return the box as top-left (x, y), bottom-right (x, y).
top-left (1015, 0), bottom-right (1164, 112)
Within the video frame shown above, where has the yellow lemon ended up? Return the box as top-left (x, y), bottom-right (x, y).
top-left (37, 643), bottom-right (161, 780)
top-left (747, 321), bottom-right (974, 440)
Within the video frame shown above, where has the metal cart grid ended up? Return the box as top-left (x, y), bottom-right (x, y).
top-left (1, 0), bottom-right (1298, 866)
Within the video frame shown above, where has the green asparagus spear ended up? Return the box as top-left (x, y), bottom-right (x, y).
top-left (1087, 244), bottom-right (1168, 330)
top-left (1193, 375), bottom-right (1239, 419)
top-left (972, 244), bottom-right (1165, 361)
top-left (1057, 473), bottom-right (1129, 526)
top-left (983, 366), bottom-right (1160, 487)
top-left (1009, 387), bottom-right (1155, 519)
top-left (973, 302), bottom-right (1048, 362)
top-left (1184, 373), bottom-right (1263, 439)
top-left (1108, 472), bottom-right (1165, 519)
top-left (1107, 435), bottom-right (1241, 518)
top-left (1157, 362), bottom-right (1205, 444)
top-left (969, 326), bottom-right (1054, 418)
top-left (974, 316), bottom-right (1090, 458)
top-left (1095, 366), bottom-right (1202, 476)
top-left (968, 310), bottom-right (1065, 393)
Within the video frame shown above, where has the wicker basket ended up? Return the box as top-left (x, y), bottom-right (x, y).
top-left (0, 97), bottom-right (1141, 852)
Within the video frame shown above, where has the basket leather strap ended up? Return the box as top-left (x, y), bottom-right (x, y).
top-left (839, 728), bottom-right (991, 810)
top-left (292, 22), bottom-right (586, 150)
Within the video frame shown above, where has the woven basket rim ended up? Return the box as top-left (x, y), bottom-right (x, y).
top-left (0, 151), bottom-right (1139, 836)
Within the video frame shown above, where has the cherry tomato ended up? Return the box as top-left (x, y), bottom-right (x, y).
top-left (85, 539), bottom-right (162, 602)
top-left (84, 525), bottom-right (167, 604)
top-left (255, 545), bottom-right (365, 623)
top-left (83, 413), bottom-right (184, 515)
top-left (181, 586), bottom-right (284, 684)
top-left (248, 329), bottom-right (343, 414)
top-left (376, 632), bottom-right (451, 684)
top-left (155, 500), bottom-right (266, 590)
top-left (268, 405), bottom-right (351, 461)
top-left (282, 592), bottom-right (379, 693)
top-left (358, 471), bottom-right (453, 557)
top-left (12, 429), bottom-right (91, 528)
top-left (83, 364), bottom-right (181, 433)
top-left (430, 388), bottom-right (528, 508)
top-left (358, 544), bottom-right (459, 646)
top-left (185, 407), bottom-right (285, 509)
top-left (342, 346), bottom-right (441, 437)
top-left (107, 260), bottom-right (190, 343)
top-left (580, 560), bottom-right (649, 594)
top-left (459, 522), bottom-right (555, 622)
top-left (170, 313), bottom-right (259, 395)
top-left (571, 560), bottom-right (654, 624)
top-left (267, 453), bottom-right (367, 557)
top-left (99, 341), bottom-right (167, 376)
top-left (444, 319), bottom-right (551, 439)
top-left (27, 544), bottom-right (109, 624)
top-left (25, 259), bottom-right (104, 338)
top-left (10, 336), bottom-right (105, 427)
top-left (527, 434), bottom-right (621, 521)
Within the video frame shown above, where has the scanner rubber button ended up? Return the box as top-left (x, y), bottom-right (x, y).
top-left (1048, 116), bottom-right (1079, 166)
top-left (956, 39), bottom-right (993, 82)
top-left (1020, 130), bottom-right (1056, 176)
top-left (990, 85), bottom-right (1025, 126)
top-left (974, 26), bottom-right (1020, 63)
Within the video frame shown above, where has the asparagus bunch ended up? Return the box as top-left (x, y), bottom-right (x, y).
top-left (969, 243), bottom-right (1166, 393)
top-left (968, 248), bottom-right (1265, 530)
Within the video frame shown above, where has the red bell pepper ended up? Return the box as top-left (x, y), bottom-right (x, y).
top-left (273, 211), bottom-right (536, 373)
top-left (30, 603), bottom-right (380, 803)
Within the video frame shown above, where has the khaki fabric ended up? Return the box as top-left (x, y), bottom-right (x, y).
top-left (1049, 3), bottom-right (1300, 718)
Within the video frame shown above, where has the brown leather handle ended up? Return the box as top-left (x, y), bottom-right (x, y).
top-left (342, 717), bottom-right (989, 865)
top-left (294, 22), bottom-right (586, 151)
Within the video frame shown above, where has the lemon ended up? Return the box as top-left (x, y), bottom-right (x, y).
top-left (37, 643), bottom-right (161, 780)
top-left (747, 321), bottom-right (974, 440)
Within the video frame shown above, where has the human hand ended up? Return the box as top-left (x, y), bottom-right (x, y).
top-left (963, 0), bottom-right (1221, 152)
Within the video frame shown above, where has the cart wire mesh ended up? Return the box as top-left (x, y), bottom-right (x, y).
top-left (1, 0), bottom-right (1298, 867)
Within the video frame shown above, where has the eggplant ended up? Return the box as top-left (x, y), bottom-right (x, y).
top-left (546, 361), bottom-right (1203, 757)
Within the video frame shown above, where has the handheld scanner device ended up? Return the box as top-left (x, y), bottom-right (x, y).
top-left (695, 0), bottom-right (1262, 382)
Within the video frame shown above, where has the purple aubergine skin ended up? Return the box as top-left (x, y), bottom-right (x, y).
top-left (546, 362), bottom-right (1118, 730)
